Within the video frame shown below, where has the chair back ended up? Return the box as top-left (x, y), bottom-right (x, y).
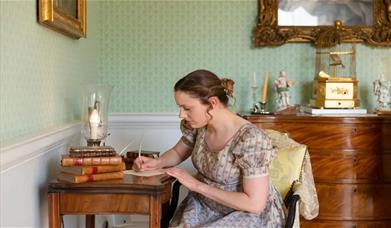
top-left (265, 129), bottom-right (306, 199)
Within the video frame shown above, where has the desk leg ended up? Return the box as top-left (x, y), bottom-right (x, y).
top-left (149, 195), bottom-right (161, 228)
top-left (48, 193), bottom-right (61, 228)
top-left (86, 214), bottom-right (95, 228)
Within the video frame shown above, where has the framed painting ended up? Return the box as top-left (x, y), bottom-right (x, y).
top-left (38, 0), bottom-right (86, 39)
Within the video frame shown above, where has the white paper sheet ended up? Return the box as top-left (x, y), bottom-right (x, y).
top-left (123, 169), bottom-right (164, 177)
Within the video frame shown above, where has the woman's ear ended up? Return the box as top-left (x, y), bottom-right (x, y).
top-left (208, 96), bottom-right (219, 109)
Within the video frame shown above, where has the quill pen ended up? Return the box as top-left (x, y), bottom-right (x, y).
top-left (118, 139), bottom-right (135, 156)
top-left (138, 134), bottom-right (144, 163)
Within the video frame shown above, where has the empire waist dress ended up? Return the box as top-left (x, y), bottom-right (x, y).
top-left (169, 121), bottom-right (286, 228)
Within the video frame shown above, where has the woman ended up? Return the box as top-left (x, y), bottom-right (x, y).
top-left (133, 69), bottom-right (285, 227)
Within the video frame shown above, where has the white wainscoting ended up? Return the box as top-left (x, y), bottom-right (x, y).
top-left (0, 113), bottom-right (193, 227)
top-left (107, 112), bottom-right (182, 153)
top-left (0, 113), bottom-right (191, 228)
top-left (107, 112), bottom-right (194, 171)
top-left (0, 122), bottom-right (83, 228)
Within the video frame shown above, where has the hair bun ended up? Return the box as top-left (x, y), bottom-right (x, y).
top-left (221, 78), bottom-right (234, 97)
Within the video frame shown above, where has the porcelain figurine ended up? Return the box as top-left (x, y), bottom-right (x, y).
top-left (373, 74), bottom-right (391, 111)
top-left (274, 70), bottom-right (294, 111)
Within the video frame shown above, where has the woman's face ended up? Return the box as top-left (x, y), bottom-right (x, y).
top-left (175, 91), bottom-right (211, 128)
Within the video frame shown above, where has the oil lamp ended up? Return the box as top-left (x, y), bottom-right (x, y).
top-left (81, 84), bottom-right (113, 146)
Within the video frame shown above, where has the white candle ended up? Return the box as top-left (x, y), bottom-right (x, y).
top-left (253, 72), bottom-right (257, 87)
top-left (261, 72), bottom-right (269, 103)
top-left (89, 109), bottom-right (100, 140)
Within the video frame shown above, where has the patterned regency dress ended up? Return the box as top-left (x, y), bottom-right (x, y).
top-left (169, 121), bottom-right (286, 228)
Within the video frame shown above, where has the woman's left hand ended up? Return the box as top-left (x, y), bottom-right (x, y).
top-left (163, 167), bottom-right (203, 192)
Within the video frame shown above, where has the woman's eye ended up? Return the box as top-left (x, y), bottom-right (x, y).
top-left (184, 108), bottom-right (191, 111)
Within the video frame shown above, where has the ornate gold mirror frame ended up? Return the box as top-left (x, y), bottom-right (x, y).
top-left (253, 0), bottom-right (391, 48)
top-left (38, 0), bottom-right (86, 39)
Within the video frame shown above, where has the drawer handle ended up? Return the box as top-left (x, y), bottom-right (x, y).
top-left (351, 128), bottom-right (357, 134)
top-left (353, 158), bottom-right (358, 165)
top-left (352, 225), bottom-right (356, 228)
top-left (353, 188), bottom-right (357, 193)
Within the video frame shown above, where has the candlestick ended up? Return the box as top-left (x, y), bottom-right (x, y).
top-left (251, 85), bottom-right (259, 107)
top-left (261, 72), bottom-right (269, 103)
top-left (89, 109), bottom-right (100, 140)
top-left (253, 72), bottom-right (257, 87)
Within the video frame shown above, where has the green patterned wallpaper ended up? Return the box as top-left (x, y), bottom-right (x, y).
top-left (1, 0), bottom-right (390, 145)
top-left (98, 0), bottom-right (391, 113)
top-left (0, 1), bottom-right (99, 145)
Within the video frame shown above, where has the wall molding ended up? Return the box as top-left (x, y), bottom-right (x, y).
top-left (109, 112), bottom-right (180, 129)
top-left (0, 122), bottom-right (81, 173)
top-left (0, 113), bottom-right (180, 173)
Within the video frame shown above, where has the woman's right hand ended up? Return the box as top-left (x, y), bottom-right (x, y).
top-left (132, 155), bottom-right (161, 171)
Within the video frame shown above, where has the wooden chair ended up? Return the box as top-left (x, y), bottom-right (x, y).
top-left (161, 129), bottom-right (318, 228)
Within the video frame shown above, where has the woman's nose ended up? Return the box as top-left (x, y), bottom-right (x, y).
top-left (179, 109), bottom-right (186, 119)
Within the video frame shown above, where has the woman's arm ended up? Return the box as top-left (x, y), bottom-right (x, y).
top-left (133, 140), bottom-right (193, 171)
top-left (158, 140), bottom-right (193, 168)
top-left (199, 176), bottom-right (269, 215)
top-left (165, 167), bottom-right (269, 215)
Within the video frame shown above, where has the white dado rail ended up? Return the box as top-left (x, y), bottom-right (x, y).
top-left (0, 122), bottom-right (82, 173)
top-left (109, 112), bottom-right (180, 128)
top-left (0, 112), bottom-right (183, 174)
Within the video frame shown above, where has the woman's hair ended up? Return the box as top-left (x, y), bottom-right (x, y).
top-left (174, 69), bottom-right (231, 107)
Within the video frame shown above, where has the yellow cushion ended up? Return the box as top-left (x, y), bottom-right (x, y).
top-left (265, 129), bottom-right (306, 199)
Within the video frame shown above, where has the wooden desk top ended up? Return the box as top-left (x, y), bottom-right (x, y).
top-left (242, 113), bottom-right (391, 123)
top-left (48, 174), bottom-right (174, 195)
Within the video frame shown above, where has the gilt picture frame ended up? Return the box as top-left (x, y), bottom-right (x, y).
top-left (38, 0), bottom-right (86, 39)
top-left (253, 0), bottom-right (391, 48)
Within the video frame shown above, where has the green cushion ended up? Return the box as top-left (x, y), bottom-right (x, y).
top-left (265, 129), bottom-right (306, 199)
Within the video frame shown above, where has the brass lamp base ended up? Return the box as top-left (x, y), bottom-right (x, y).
top-left (87, 139), bottom-right (101, 147)
top-left (251, 102), bottom-right (272, 115)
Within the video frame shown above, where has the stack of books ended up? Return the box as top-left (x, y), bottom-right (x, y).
top-left (58, 146), bottom-right (125, 183)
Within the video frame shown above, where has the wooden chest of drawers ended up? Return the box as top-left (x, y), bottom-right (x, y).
top-left (243, 114), bottom-right (391, 227)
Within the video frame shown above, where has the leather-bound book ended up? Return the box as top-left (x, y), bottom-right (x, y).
top-left (57, 171), bottom-right (124, 183)
top-left (61, 162), bottom-right (125, 175)
top-left (69, 146), bottom-right (117, 158)
top-left (61, 155), bottom-right (123, 166)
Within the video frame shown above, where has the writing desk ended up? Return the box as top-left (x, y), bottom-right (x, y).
top-left (48, 174), bottom-right (174, 228)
